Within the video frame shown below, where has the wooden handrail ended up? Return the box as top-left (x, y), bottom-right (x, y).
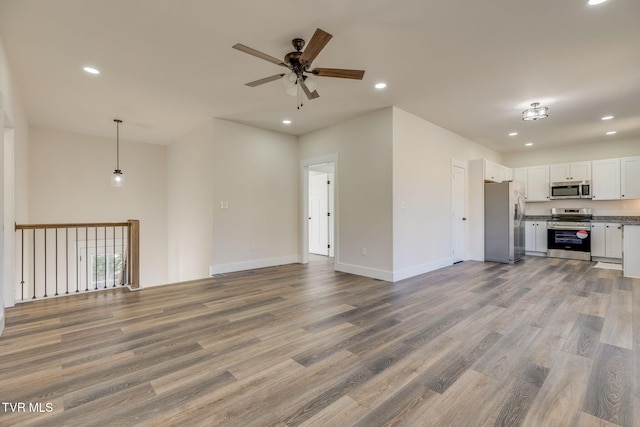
top-left (14, 220), bottom-right (141, 295)
top-left (16, 222), bottom-right (129, 230)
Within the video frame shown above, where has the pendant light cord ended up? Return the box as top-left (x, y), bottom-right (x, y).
top-left (114, 119), bottom-right (122, 170)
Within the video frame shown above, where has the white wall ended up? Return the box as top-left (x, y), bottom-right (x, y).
top-left (503, 138), bottom-right (640, 167)
top-left (167, 118), bottom-right (298, 282)
top-left (167, 120), bottom-right (214, 282)
top-left (392, 107), bottom-right (501, 279)
top-left (503, 138), bottom-right (640, 216)
top-left (1, 35), bottom-right (29, 329)
top-left (28, 127), bottom-right (168, 287)
top-left (299, 108), bottom-right (394, 280)
top-left (211, 120), bottom-right (298, 273)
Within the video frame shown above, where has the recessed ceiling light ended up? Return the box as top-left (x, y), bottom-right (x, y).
top-left (83, 66), bottom-right (100, 75)
top-left (588, 0), bottom-right (607, 5)
top-left (525, 142), bottom-right (534, 146)
top-left (509, 132), bottom-right (518, 136)
top-left (282, 120), bottom-right (292, 125)
top-left (601, 115), bottom-right (614, 120)
top-left (374, 83), bottom-right (387, 89)
top-left (606, 131), bottom-right (617, 135)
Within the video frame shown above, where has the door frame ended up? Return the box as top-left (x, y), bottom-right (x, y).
top-left (2, 111), bottom-right (15, 309)
top-left (451, 159), bottom-right (469, 263)
top-left (301, 154), bottom-right (338, 265)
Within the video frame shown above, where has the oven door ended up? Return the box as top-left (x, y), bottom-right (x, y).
top-left (547, 228), bottom-right (591, 252)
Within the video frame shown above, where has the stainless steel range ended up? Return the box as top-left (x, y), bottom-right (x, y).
top-left (547, 208), bottom-right (592, 261)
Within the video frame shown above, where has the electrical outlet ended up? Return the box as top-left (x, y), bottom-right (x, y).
top-left (361, 247), bottom-right (367, 256)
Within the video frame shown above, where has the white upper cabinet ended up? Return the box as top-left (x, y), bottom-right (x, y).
top-left (549, 161), bottom-right (591, 182)
top-left (484, 160), bottom-right (501, 183)
top-left (591, 158), bottom-right (621, 200)
top-left (513, 168), bottom-right (527, 198)
top-left (484, 160), bottom-right (512, 183)
top-left (526, 165), bottom-right (550, 202)
top-left (621, 156), bottom-right (640, 200)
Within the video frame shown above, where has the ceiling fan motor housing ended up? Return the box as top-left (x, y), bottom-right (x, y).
top-left (284, 50), bottom-right (308, 74)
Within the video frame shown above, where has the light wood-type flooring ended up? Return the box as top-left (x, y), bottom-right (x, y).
top-left (1, 255), bottom-right (639, 426)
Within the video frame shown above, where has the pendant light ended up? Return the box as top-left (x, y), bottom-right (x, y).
top-left (522, 102), bottom-right (549, 121)
top-left (111, 119), bottom-right (125, 187)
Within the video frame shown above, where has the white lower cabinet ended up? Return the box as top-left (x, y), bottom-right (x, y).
top-left (525, 221), bottom-right (547, 255)
top-left (623, 225), bottom-right (640, 278)
top-left (591, 222), bottom-right (622, 261)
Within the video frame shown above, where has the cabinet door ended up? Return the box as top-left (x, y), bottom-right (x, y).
top-left (550, 163), bottom-right (571, 182)
top-left (621, 156), bottom-right (640, 199)
top-left (590, 223), bottom-right (606, 257)
top-left (526, 166), bottom-right (550, 202)
top-left (484, 160), bottom-right (501, 183)
top-left (605, 223), bottom-right (622, 259)
top-left (592, 159), bottom-right (620, 200)
top-left (535, 223), bottom-right (548, 252)
top-left (500, 165), bottom-right (513, 182)
top-left (570, 161), bottom-right (591, 181)
top-left (514, 168), bottom-right (527, 199)
top-left (525, 222), bottom-right (536, 252)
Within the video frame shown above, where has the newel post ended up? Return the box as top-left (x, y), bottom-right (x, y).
top-left (127, 219), bottom-right (140, 289)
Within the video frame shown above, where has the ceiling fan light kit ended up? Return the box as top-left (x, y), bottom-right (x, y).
top-left (233, 28), bottom-right (365, 108)
top-left (522, 102), bottom-right (549, 121)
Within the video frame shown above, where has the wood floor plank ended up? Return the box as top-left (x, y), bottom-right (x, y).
top-left (562, 313), bottom-right (606, 359)
top-left (582, 343), bottom-right (634, 427)
top-left (477, 360), bottom-right (549, 427)
top-left (347, 333), bottom-right (458, 409)
top-left (600, 289), bottom-right (633, 349)
top-left (299, 395), bottom-right (370, 427)
top-left (520, 351), bottom-right (592, 427)
top-left (0, 256), bottom-right (638, 426)
top-left (419, 330), bottom-right (502, 394)
top-left (400, 369), bottom-right (497, 426)
top-left (578, 411), bottom-right (625, 427)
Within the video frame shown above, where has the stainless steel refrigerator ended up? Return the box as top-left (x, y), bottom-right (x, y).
top-left (484, 181), bottom-right (525, 263)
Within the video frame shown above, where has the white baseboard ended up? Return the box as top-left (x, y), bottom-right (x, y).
top-left (0, 310), bottom-right (4, 337)
top-left (392, 257), bottom-right (453, 282)
top-left (525, 251), bottom-right (547, 257)
top-left (335, 262), bottom-right (393, 282)
top-left (211, 255), bottom-right (299, 275)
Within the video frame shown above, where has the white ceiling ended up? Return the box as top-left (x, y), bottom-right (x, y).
top-left (0, 0), bottom-right (638, 153)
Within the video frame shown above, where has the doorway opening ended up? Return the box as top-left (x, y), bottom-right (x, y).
top-left (301, 155), bottom-right (337, 266)
top-left (308, 164), bottom-right (334, 258)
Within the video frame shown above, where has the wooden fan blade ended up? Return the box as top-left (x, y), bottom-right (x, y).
top-left (232, 44), bottom-right (289, 68)
top-left (299, 28), bottom-right (333, 66)
top-left (311, 68), bottom-right (365, 80)
top-left (298, 76), bottom-right (320, 100)
top-left (245, 74), bottom-right (286, 87)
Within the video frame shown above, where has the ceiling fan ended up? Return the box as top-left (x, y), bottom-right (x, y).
top-left (232, 28), bottom-right (365, 104)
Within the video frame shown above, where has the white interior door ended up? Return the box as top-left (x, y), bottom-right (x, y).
top-left (309, 171), bottom-right (329, 255)
top-left (452, 162), bottom-right (468, 263)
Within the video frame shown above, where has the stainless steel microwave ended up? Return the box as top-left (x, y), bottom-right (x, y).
top-left (549, 181), bottom-right (592, 199)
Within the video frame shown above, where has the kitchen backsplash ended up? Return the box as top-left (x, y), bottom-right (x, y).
top-left (524, 198), bottom-right (640, 217)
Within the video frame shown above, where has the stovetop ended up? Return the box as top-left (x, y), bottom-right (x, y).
top-left (550, 207), bottom-right (592, 222)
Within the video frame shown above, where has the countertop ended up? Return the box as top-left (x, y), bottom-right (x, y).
top-left (524, 215), bottom-right (640, 225)
top-left (591, 216), bottom-right (640, 225)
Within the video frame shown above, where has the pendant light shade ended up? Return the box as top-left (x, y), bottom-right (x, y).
top-left (522, 102), bottom-right (549, 121)
top-left (111, 169), bottom-right (124, 187)
top-left (111, 119), bottom-right (125, 187)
